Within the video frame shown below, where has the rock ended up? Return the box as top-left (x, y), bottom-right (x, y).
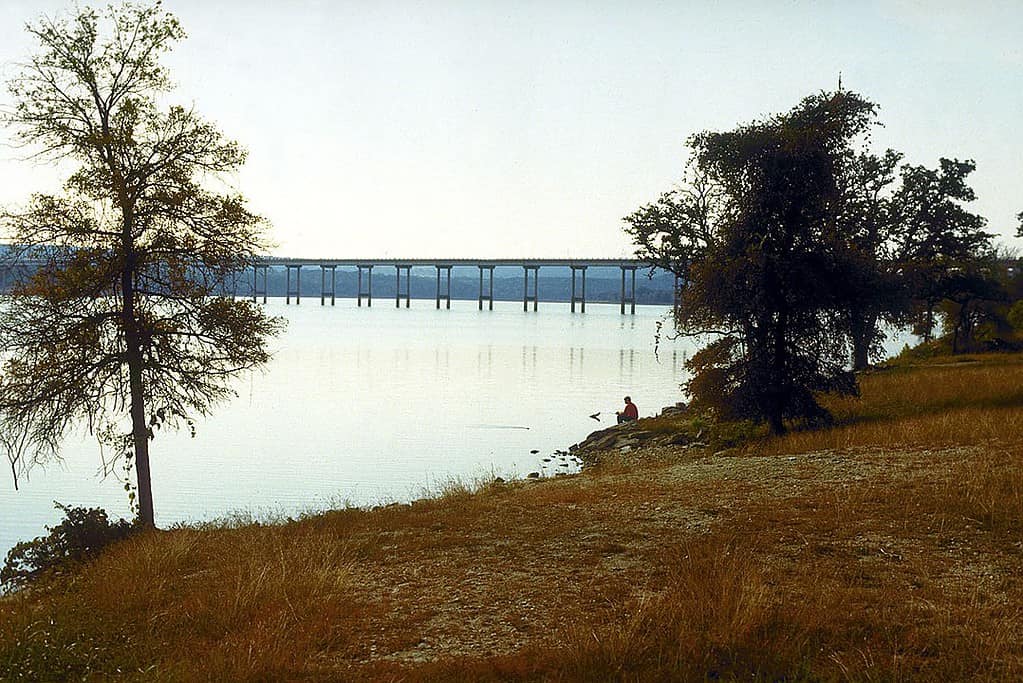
top-left (659, 402), bottom-right (688, 416)
top-left (529, 449), bottom-right (539, 454)
top-left (573, 426), bottom-right (624, 452)
top-left (493, 477), bottom-right (505, 484)
top-left (619, 445), bottom-right (632, 453)
top-left (527, 472), bottom-right (540, 479)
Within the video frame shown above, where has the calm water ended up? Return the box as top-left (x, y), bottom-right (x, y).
top-left (2, 298), bottom-right (697, 557)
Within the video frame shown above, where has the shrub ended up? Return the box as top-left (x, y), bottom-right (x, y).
top-left (1, 503), bottom-right (134, 592)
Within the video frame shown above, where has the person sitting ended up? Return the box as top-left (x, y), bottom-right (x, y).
top-left (616, 396), bottom-right (638, 424)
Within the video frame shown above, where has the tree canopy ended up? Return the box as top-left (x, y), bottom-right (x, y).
top-left (625, 89), bottom-right (992, 433)
top-left (0, 2), bottom-right (283, 527)
top-left (892, 159), bottom-right (992, 341)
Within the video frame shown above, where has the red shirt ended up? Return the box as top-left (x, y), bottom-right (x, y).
top-left (623, 402), bottom-right (638, 420)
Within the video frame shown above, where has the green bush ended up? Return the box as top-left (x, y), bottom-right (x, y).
top-left (1008, 300), bottom-right (1023, 332)
top-left (1, 503), bottom-right (134, 592)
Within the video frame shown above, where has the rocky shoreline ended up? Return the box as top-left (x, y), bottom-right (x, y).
top-left (568, 403), bottom-right (700, 466)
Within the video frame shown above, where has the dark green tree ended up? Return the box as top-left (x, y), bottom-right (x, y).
top-left (833, 148), bottom-right (910, 370)
top-left (0, 3), bottom-right (283, 527)
top-left (627, 91), bottom-right (880, 434)
top-left (939, 268), bottom-right (1006, 353)
top-left (937, 247), bottom-right (1020, 353)
top-left (892, 159), bottom-right (992, 342)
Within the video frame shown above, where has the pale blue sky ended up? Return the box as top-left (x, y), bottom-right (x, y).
top-left (0, 1), bottom-right (1020, 258)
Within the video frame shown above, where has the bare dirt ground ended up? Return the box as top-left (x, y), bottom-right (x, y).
top-left (312, 443), bottom-right (1023, 678)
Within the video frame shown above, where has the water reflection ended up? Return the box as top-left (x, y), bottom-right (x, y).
top-left (569, 346), bottom-right (585, 380)
top-left (433, 347), bottom-right (449, 377)
top-left (521, 345), bottom-right (537, 377)
top-left (618, 348), bottom-right (635, 381)
top-left (2, 300), bottom-right (694, 557)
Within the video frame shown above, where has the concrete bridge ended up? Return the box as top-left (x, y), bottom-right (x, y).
top-left (254, 257), bottom-right (657, 314)
top-left (2, 256), bottom-right (669, 314)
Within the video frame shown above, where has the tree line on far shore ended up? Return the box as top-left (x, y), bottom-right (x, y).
top-left (625, 89), bottom-right (1020, 434)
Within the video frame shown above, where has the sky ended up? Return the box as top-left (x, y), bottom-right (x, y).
top-left (0, 0), bottom-right (1019, 259)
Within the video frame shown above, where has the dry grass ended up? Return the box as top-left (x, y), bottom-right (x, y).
top-left (755, 355), bottom-right (1023, 454)
top-left (2, 353), bottom-right (1023, 680)
top-left (0, 522), bottom-right (358, 680)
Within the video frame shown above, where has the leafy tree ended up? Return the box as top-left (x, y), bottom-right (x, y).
top-left (623, 165), bottom-right (720, 282)
top-left (892, 159), bottom-right (991, 342)
top-left (0, 3), bottom-right (283, 527)
top-left (627, 91), bottom-right (880, 434)
top-left (833, 148), bottom-right (910, 370)
top-left (628, 93), bottom-right (916, 376)
top-left (935, 248), bottom-right (1021, 353)
top-left (938, 265), bottom-right (1006, 353)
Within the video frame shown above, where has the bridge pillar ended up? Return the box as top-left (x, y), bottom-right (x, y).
top-left (286, 264), bottom-right (302, 305)
top-left (395, 265), bottom-right (411, 308)
top-left (522, 265), bottom-right (539, 311)
top-left (570, 265), bottom-right (587, 313)
top-left (252, 263), bottom-right (268, 303)
top-left (357, 265), bottom-right (373, 306)
top-left (478, 265), bottom-right (495, 310)
top-left (320, 264), bottom-right (336, 306)
top-left (620, 265), bottom-right (637, 314)
top-left (436, 265), bottom-right (452, 309)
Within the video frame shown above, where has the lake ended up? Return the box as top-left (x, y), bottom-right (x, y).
top-left (2, 298), bottom-right (699, 557)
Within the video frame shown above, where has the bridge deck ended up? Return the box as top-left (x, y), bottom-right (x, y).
top-left (2, 256), bottom-right (666, 313)
top-left (258, 257), bottom-right (645, 268)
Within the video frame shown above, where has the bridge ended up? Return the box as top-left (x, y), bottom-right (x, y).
top-left (254, 257), bottom-right (658, 313)
top-left (2, 256), bottom-right (671, 314)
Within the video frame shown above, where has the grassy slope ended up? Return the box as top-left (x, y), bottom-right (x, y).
top-left (2, 355), bottom-right (1022, 681)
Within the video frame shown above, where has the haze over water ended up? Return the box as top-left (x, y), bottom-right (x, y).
top-left (2, 299), bottom-right (695, 557)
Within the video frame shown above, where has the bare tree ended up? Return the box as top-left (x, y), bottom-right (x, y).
top-left (0, 2), bottom-right (284, 527)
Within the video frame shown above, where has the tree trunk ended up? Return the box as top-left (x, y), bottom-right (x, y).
top-left (769, 297), bottom-right (789, 436)
top-left (923, 304), bottom-right (935, 343)
top-left (959, 303), bottom-right (975, 353)
top-left (849, 311), bottom-right (877, 372)
top-left (952, 302), bottom-right (970, 354)
top-left (121, 210), bottom-right (155, 528)
top-left (852, 341), bottom-right (869, 372)
top-left (127, 347), bottom-right (155, 528)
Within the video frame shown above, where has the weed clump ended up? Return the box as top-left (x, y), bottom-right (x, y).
top-left (1, 503), bottom-right (134, 593)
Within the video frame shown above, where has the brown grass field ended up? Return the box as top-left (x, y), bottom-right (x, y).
top-left (2, 354), bottom-right (1022, 681)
